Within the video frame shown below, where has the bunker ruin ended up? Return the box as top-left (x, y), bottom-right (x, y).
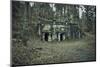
top-left (37, 18), bottom-right (83, 41)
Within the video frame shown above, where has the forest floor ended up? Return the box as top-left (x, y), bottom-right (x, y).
top-left (27, 36), bottom-right (96, 64)
top-left (12, 35), bottom-right (96, 65)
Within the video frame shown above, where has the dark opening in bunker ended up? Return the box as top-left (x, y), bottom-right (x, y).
top-left (45, 33), bottom-right (49, 41)
top-left (60, 33), bottom-right (63, 41)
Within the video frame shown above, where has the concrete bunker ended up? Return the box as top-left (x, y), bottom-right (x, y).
top-left (37, 19), bottom-right (83, 42)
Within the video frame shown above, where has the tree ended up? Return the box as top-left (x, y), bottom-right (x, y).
top-left (81, 5), bottom-right (96, 33)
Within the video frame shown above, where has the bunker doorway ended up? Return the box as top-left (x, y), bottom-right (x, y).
top-left (60, 33), bottom-right (63, 41)
top-left (45, 33), bottom-right (49, 41)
